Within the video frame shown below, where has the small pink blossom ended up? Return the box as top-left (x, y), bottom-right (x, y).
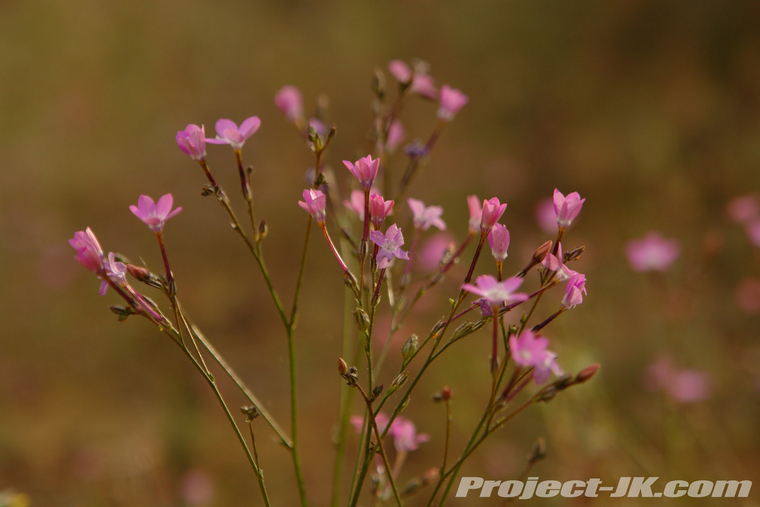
top-left (100, 252), bottom-right (127, 296)
top-left (69, 228), bottom-right (105, 274)
top-left (418, 232), bottom-right (455, 272)
top-left (437, 85), bottom-right (469, 121)
top-left (129, 194), bottom-right (182, 233)
top-left (488, 224), bottom-right (510, 261)
top-left (350, 412), bottom-right (390, 434)
top-left (626, 232), bottom-right (681, 272)
top-left (475, 298), bottom-right (493, 317)
top-left (509, 330), bottom-right (563, 384)
top-left (206, 117), bottom-right (261, 150)
top-left (180, 469), bottom-right (215, 506)
top-left (467, 195), bottom-right (482, 234)
top-left (275, 85), bottom-right (303, 123)
top-left (369, 224), bottom-right (410, 269)
top-left (747, 220), bottom-right (760, 247)
top-left (390, 418), bottom-right (429, 453)
top-left (542, 243), bottom-right (578, 282)
top-left (727, 195), bottom-right (759, 223)
top-left (480, 197), bottom-right (507, 232)
top-left (298, 189), bottom-right (327, 224)
top-left (343, 188), bottom-right (379, 221)
top-left (562, 273), bottom-right (587, 309)
top-left (386, 120), bottom-right (405, 153)
top-left (535, 197), bottom-right (558, 234)
top-left (408, 198), bottom-right (446, 231)
top-left (387, 60), bottom-right (438, 99)
top-left (388, 60), bottom-right (413, 83)
top-left (645, 355), bottom-right (711, 404)
top-left (369, 194), bottom-right (395, 229)
top-left (306, 117), bottom-right (328, 138)
top-left (553, 189), bottom-right (585, 228)
top-left (411, 73), bottom-right (438, 100)
top-left (462, 275), bottom-right (528, 307)
top-left (344, 155), bottom-right (380, 190)
top-left (176, 124), bottom-right (207, 161)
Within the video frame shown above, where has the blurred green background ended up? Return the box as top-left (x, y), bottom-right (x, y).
top-left (2, 0), bottom-right (760, 505)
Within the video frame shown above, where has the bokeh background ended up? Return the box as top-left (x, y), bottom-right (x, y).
top-left (2, 0), bottom-right (760, 505)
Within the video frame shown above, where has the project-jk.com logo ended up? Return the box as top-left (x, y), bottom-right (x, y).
top-left (456, 477), bottom-right (752, 499)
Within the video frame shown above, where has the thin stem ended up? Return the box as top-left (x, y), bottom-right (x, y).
top-left (441, 399), bottom-right (452, 474)
top-left (247, 422), bottom-right (273, 507)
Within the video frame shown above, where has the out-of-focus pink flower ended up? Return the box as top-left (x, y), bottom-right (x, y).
top-left (475, 298), bottom-right (493, 317)
top-left (411, 73), bottom-right (438, 99)
top-left (437, 85), bottom-right (468, 121)
top-left (275, 85), bottom-right (303, 123)
top-left (467, 195), bottom-right (482, 234)
top-left (69, 228), bottom-right (105, 274)
top-left (408, 198), bottom-right (446, 231)
top-left (344, 155), bottom-right (380, 190)
top-left (734, 278), bottom-right (760, 313)
top-left (100, 252), bottom-right (127, 296)
top-left (418, 232), bottom-right (455, 272)
top-left (350, 412), bottom-right (390, 433)
top-left (180, 469), bottom-right (215, 506)
top-left (206, 117), bottom-right (261, 150)
top-left (298, 189), bottom-right (327, 224)
top-left (488, 224), bottom-right (510, 261)
top-left (626, 232), bottom-right (681, 272)
top-left (727, 195), bottom-right (759, 223)
top-left (390, 418), bottom-right (429, 453)
top-left (747, 220), bottom-right (760, 247)
top-left (176, 124), bottom-right (207, 161)
top-left (645, 355), bottom-right (711, 404)
top-left (369, 194), bottom-right (395, 229)
top-left (462, 275), bottom-right (528, 307)
top-left (388, 60), bottom-right (412, 83)
top-left (480, 197), bottom-right (507, 232)
top-left (388, 60), bottom-right (438, 99)
top-left (535, 197), bottom-right (558, 234)
top-left (306, 117), bottom-right (328, 138)
top-left (343, 188), bottom-right (379, 221)
top-left (386, 120), bottom-right (405, 153)
top-left (369, 224), bottom-right (410, 269)
top-left (509, 330), bottom-right (563, 384)
top-left (129, 194), bottom-right (182, 233)
top-left (562, 273), bottom-right (587, 309)
top-left (553, 189), bottom-right (585, 228)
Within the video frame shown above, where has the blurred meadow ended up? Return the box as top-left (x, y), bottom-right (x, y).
top-left (2, 0), bottom-right (760, 505)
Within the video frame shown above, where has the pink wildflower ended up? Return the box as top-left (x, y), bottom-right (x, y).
top-left (645, 355), bottom-right (711, 404)
top-left (542, 243), bottom-right (579, 282)
top-left (509, 330), bottom-right (563, 384)
top-left (386, 120), bottom-right (405, 153)
top-left (535, 197), bottom-right (558, 234)
top-left (390, 418), bottom-right (429, 453)
top-left (343, 155), bottom-right (380, 190)
top-left (408, 198), bottom-right (446, 231)
top-left (488, 224), bottom-right (510, 261)
top-left (369, 194), bottom-right (395, 229)
top-left (343, 188), bottom-right (379, 221)
top-left (206, 117), bottom-right (261, 150)
top-left (727, 195), bottom-right (759, 223)
top-left (562, 273), bottom-right (587, 309)
top-left (553, 189), bottom-right (585, 228)
top-left (467, 195), bottom-right (482, 234)
top-left (69, 228), bottom-right (105, 274)
top-left (462, 275), bottom-right (528, 306)
top-left (388, 60), bottom-right (412, 83)
top-left (176, 124), bottom-right (207, 161)
top-left (100, 252), bottom-right (128, 296)
top-left (369, 224), bottom-right (410, 269)
top-left (298, 189), bottom-right (327, 224)
top-left (129, 194), bottom-right (182, 233)
top-left (418, 232), bottom-right (455, 272)
top-left (480, 197), bottom-right (507, 232)
top-left (626, 232), bottom-right (681, 272)
top-left (437, 85), bottom-right (468, 121)
top-left (387, 60), bottom-right (438, 99)
top-left (274, 85), bottom-right (303, 123)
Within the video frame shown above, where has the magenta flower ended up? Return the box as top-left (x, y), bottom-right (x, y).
top-left (480, 197), bottom-right (507, 232)
top-left (437, 85), bottom-right (469, 121)
top-left (535, 197), bottom-right (558, 234)
top-left (100, 252), bottom-right (128, 296)
top-left (390, 417), bottom-right (429, 453)
top-left (298, 189), bottom-right (327, 224)
top-left (553, 189), bottom-right (585, 229)
top-left (129, 194), bottom-right (182, 233)
top-left (206, 117), bottom-right (261, 150)
top-left (542, 243), bottom-right (578, 282)
top-left (408, 198), bottom-right (446, 231)
top-left (343, 188), bottom-right (379, 221)
top-left (462, 275), bottom-right (528, 307)
top-left (369, 224), bottom-right (410, 269)
top-left (488, 224), bottom-right (510, 261)
top-left (176, 124), bottom-right (207, 161)
top-left (562, 273), bottom-right (587, 309)
top-left (387, 60), bottom-right (438, 99)
top-left (344, 155), bottom-right (380, 190)
top-left (369, 194), bottom-right (395, 229)
top-left (69, 228), bottom-right (105, 274)
top-left (626, 232), bottom-right (681, 272)
top-left (475, 297), bottom-right (493, 317)
top-left (467, 195), bottom-right (482, 234)
top-left (727, 194), bottom-right (759, 223)
top-left (388, 60), bottom-right (413, 83)
top-left (386, 120), bottom-right (405, 153)
top-left (509, 330), bottom-right (563, 384)
top-left (275, 85), bottom-right (303, 123)
top-left (411, 73), bottom-right (438, 100)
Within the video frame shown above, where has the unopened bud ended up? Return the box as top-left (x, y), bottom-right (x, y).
top-left (533, 240), bottom-right (553, 263)
top-left (564, 245), bottom-right (585, 263)
top-left (372, 385), bottom-right (383, 400)
top-left (574, 363), bottom-right (600, 384)
top-left (433, 385), bottom-right (452, 402)
top-left (325, 125), bottom-right (337, 145)
top-left (527, 437), bottom-right (547, 464)
top-left (353, 308), bottom-right (370, 333)
top-left (126, 264), bottom-right (150, 282)
top-left (338, 358), bottom-right (348, 377)
top-left (372, 68), bottom-right (386, 100)
top-left (258, 220), bottom-right (268, 239)
top-left (389, 372), bottom-right (409, 393)
top-left (402, 334), bottom-right (418, 362)
top-left (240, 405), bottom-right (260, 422)
top-left (421, 468), bottom-right (439, 485)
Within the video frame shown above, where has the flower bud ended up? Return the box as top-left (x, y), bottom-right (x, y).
top-left (533, 240), bottom-right (553, 263)
top-left (126, 264), bottom-right (150, 282)
top-left (388, 372), bottom-right (409, 394)
top-left (353, 308), bottom-right (370, 333)
top-left (402, 334), bottom-right (418, 362)
top-left (338, 358), bottom-right (348, 377)
top-left (574, 363), bottom-right (600, 384)
top-left (240, 405), bottom-right (260, 422)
